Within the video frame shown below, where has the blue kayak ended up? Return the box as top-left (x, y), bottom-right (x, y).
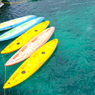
top-left (0, 17), bottom-right (44, 41)
top-left (0, 15), bottom-right (36, 31)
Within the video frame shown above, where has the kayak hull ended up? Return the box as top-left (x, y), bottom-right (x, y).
top-left (3, 39), bottom-right (58, 89)
top-left (1, 21), bottom-right (50, 54)
top-left (0, 17), bottom-right (44, 41)
top-left (0, 15), bottom-right (36, 31)
top-left (5, 27), bottom-right (55, 66)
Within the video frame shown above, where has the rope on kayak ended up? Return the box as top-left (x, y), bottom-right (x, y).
top-left (1, 54), bottom-right (6, 95)
top-left (2, 0), bottom-right (28, 5)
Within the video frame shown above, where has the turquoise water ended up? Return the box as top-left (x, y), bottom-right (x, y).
top-left (0, 0), bottom-right (95, 95)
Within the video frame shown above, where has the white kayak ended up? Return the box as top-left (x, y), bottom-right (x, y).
top-left (0, 15), bottom-right (36, 31)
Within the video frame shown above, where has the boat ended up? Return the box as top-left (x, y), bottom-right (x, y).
top-left (0, 17), bottom-right (44, 41)
top-left (3, 39), bottom-right (58, 89)
top-left (1, 21), bottom-right (50, 54)
top-left (0, 15), bottom-right (36, 31)
top-left (0, 2), bottom-right (4, 8)
top-left (5, 27), bottom-right (55, 66)
top-left (0, 0), bottom-right (4, 8)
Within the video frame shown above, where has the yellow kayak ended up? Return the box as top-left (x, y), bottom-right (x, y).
top-left (3, 39), bottom-right (58, 89)
top-left (1, 21), bottom-right (50, 54)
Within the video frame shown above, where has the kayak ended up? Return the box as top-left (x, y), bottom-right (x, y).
top-left (3, 39), bottom-right (58, 89)
top-left (1, 21), bottom-right (50, 54)
top-left (5, 27), bottom-right (55, 66)
top-left (0, 15), bottom-right (36, 31)
top-left (0, 17), bottom-right (44, 41)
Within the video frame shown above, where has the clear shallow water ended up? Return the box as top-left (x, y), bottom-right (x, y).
top-left (0, 0), bottom-right (95, 95)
